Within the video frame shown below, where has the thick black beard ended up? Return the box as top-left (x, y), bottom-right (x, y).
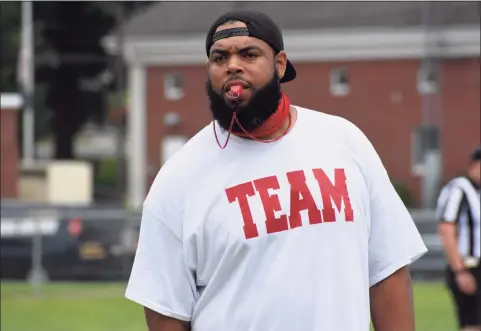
top-left (206, 71), bottom-right (281, 133)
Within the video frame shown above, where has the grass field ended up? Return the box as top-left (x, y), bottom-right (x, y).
top-left (1, 281), bottom-right (457, 331)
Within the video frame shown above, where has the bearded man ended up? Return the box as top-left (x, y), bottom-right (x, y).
top-left (125, 9), bottom-right (428, 331)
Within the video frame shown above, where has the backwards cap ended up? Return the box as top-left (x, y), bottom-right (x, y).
top-left (205, 9), bottom-right (296, 83)
top-left (471, 145), bottom-right (481, 161)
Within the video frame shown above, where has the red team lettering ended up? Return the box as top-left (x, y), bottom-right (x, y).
top-left (225, 168), bottom-right (354, 239)
top-left (287, 170), bottom-right (322, 228)
top-left (225, 181), bottom-right (259, 239)
top-left (313, 168), bottom-right (354, 223)
top-left (253, 176), bottom-right (289, 234)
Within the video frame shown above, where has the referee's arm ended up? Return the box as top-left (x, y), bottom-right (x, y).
top-left (438, 187), bottom-right (465, 273)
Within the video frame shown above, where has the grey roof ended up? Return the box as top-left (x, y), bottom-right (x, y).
top-left (121, 1), bottom-right (480, 38)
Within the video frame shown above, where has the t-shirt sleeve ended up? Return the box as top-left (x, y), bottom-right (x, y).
top-left (347, 123), bottom-right (428, 287)
top-left (367, 173), bottom-right (428, 286)
top-left (125, 206), bottom-right (196, 322)
top-left (437, 187), bottom-right (464, 223)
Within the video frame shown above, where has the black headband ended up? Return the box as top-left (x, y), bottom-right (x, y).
top-left (212, 27), bottom-right (250, 43)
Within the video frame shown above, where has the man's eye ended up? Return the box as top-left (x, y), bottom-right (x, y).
top-left (212, 55), bottom-right (226, 63)
top-left (244, 53), bottom-right (258, 59)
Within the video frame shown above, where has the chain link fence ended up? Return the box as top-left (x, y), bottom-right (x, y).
top-left (1, 201), bottom-right (446, 293)
top-left (1, 200), bottom-right (142, 294)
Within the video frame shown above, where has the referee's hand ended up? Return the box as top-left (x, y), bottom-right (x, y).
top-left (455, 271), bottom-right (477, 295)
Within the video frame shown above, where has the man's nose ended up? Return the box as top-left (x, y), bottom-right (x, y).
top-left (226, 56), bottom-right (244, 75)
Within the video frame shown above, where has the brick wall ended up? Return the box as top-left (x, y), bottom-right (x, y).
top-left (0, 108), bottom-right (20, 198)
top-left (144, 58), bottom-right (480, 206)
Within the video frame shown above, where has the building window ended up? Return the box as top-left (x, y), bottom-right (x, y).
top-left (330, 67), bottom-right (350, 97)
top-left (417, 64), bottom-right (439, 94)
top-left (411, 124), bottom-right (440, 175)
top-left (164, 73), bottom-right (184, 100)
top-left (161, 135), bottom-right (188, 165)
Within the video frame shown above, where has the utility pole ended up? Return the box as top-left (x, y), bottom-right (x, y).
top-left (420, 2), bottom-right (443, 208)
top-left (116, 4), bottom-right (126, 202)
top-left (21, 2), bottom-right (46, 295)
top-left (20, 1), bottom-right (35, 167)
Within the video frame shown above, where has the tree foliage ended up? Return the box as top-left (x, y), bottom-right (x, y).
top-left (0, 1), bottom-right (150, 159)
top-left (0, 2), bottom-right (22, 93)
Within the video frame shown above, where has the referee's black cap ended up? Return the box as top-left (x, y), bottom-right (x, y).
top-left (205, 9), bottom-right (296, 84)
top-left (470, 145), bottom-right (481, 161)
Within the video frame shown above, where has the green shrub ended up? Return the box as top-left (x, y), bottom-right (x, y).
top-left (95, 158), bottom-right (118, 186)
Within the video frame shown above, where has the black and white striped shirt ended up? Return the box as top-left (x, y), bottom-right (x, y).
top-left (436, 176), bottom-right (480, 258)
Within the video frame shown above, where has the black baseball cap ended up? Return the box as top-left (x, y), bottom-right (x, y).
top-left (205, 9), bottom-right (296, 84)
top-left (471, 145), bottom-right (481, 161)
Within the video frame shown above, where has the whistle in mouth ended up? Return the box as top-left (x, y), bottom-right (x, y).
top-left (230, 85), bottom-right (243, 99)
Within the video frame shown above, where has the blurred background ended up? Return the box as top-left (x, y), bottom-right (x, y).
top-left (0, 1), bottom-right (479, 331)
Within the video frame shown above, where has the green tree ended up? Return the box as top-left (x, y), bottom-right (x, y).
top-left (0, 2), bottom-right (51, 141)
top-left (0, 2), bottom-right (21, 93)
top-left (1, 2), bottom-right (150, 159)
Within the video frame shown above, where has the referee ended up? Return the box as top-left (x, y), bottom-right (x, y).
top-left (437, 145), bottom-right (481, 331)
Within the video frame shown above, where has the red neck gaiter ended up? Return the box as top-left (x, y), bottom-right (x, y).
top-left (214, 93), bottom-right (292, 149)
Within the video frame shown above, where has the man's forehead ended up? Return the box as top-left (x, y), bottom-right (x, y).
top-left (212, 21), bottom-right (268, 52)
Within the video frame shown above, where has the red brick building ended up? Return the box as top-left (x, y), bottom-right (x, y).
top-left (104, 2), bottom-right (480, 209)
top-left (1, 93), bottom-right (22, 199)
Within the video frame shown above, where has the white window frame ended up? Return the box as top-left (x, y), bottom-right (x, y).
top-left (411, 124), bottom-right (440, 176)
top-left (160, 135), bottom-right (188, 165)
top-left (330, 67), bottom-right (350, 97)
top-left (164, 73), bottom-right (184, 100)
top-left (417, 64), bottom-right (439, 94)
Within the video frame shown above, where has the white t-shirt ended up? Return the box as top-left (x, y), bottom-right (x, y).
top-left (126, 106), bottom-right (428, 331)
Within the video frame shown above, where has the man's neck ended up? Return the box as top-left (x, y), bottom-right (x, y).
top-left (466, 174), bottom-right (480, 189)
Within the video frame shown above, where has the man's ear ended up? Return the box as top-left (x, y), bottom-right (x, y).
top-left (275, 51), bottom-right (287, 80)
